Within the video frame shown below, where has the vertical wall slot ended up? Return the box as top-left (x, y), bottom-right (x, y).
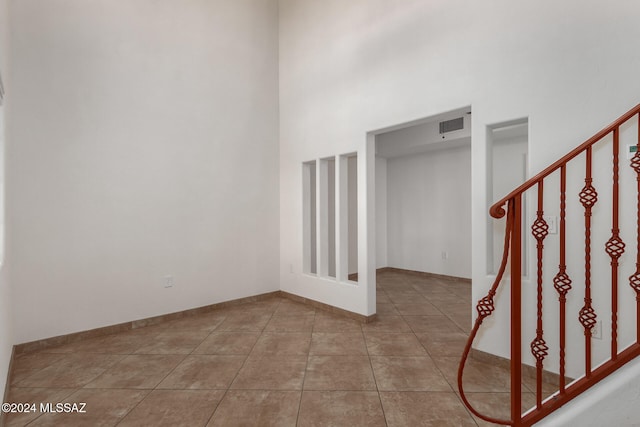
top-left (302, 153), bottom-right (358, 282)
top-left (486, 118), bottom-right (529, 275)
top-left (303, 161), bottom-right (317, 274)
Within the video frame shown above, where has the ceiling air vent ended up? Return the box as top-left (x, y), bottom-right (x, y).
top-left (439, 117), bottom-right (464, 134)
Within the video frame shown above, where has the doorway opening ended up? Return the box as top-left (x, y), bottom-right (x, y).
top-left (375, 107), bottom-right (472, 279)
top-left (372, 106), bottom-right (472, 327)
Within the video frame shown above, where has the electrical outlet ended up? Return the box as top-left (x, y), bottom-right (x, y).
top-left (164, 275), bottom-right (174, 288)
top-left (543, 216), bottom-right (558, 234)
top-left (441, 251), bottom-right (448, 260)
top-left (592, 320), bottom-right (602, 340)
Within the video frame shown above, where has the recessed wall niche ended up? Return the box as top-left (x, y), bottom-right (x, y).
top-left (302, 153), bottom-right (358, 283)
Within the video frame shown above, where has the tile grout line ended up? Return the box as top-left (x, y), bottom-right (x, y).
top-left (19, 387), bottom-right (81, 427)
top-left (360, 320), bottom-right (389, 427)
top-left (9, 275), bottom-right (488, 426)
top-left (295, 308), bottom-right (317, 426)
top-left (386, 274), bottom-right (481, 426)
top-left (203, 298), bottom-right (283, 426)
top-left (115, 308), bottom-right (233, 426)
top-left (111, 327), bottom-right (195, 425)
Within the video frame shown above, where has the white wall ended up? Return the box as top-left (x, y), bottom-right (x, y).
top-left (488, 134), bottom-right (528, 275)
top-left (535, 357), bottom-right (640, 427)
top-left (278, 0), bottom-right (640, 375)
top-left (8, 0), bottom-right (280, 344)
top-left (385, 146), bottom-right (471, 278)
top-left (375, 156), bottom-right (387, 268)
top-left (347, 155), bottom-right (358, 275)
top-left (0, 0), bottom-right (12, 397)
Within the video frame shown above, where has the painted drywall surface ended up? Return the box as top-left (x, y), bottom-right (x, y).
top-left (0, 0), bottom-right (12, 398)
top-left (376, 113), bottom-right (471, 159)
top-left (0, 265), bottom-right (10, 397)
top-left (8, 0), bottom-right (280, 343)
top-left (375, 157), bottom-right (387, 268)
top-left (278, 0), bottom-right (640, 377)
top-left (535, 357), bottom-right (640, 427)
top-left (347, 155), bottom-right (358, 275)
top-left (488, 137), bottom-right (528, 275)
top-left (385, 146), bottom-right (471, 278)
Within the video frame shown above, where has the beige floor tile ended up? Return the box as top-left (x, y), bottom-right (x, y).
top-left (193, 332), bottom-right (260, 355)
top-left (448, 285), bottom-right (473, 298)
top-left (118, 389), bottom-right (224, 427)
top-left (85, 354), bottom-right (184, 389)
top-left (157, 355), bottom-right (246, 389)
top-left (403, 315), bottom-right (464, 336)
top-left (445, 303), bottom-right (472, 315)
top-left (251, 332), bottom-right (311, 355)
top-left (380, 391), bottom-right (476, 427)
top-left (298, 391), bottom-right (386, 427)
top-left (370, 356), bottom-right (451, 391)
top-left (428, 295), bottom-right (467, 309)
top-left (386, 293), bottom-right (427, 304)
top-left (239, 299), bottom-right (282, 314)
top-left (10, 353), bottom-right (66, 385)
top-left (134, 330), bottom-right (209, 354)
top-left (309, 333), bottom-right (368, 355)
top-left (364, 333), bottom-right (427, 356)
top-left (312, 313), bottom-right (362, 332)
top-left (361, 316), bottom-right (412, 333)
top-left (275, 300), bottom-right (317, 316)
top-left (449, 314), bottom-right (472, 333)
top-left (410, 283), bottom-right (452, 294)
top-left (4, 387), bottom-right (78, 426)
top-left (231, 355), bottom-right (307, 390)
top-left (304, 356), bottom-right (376, 391)
top-left (264, 314), bottom-right (315, 332)
top-left (156, 313), bottom-right (227, 333)
top-left (207, 390), bottom-right (300, 427)
top-left (415, 332), bottom-right (469, 357)
top-left (5, 270), bottom-right (524, 426)
top-left (436, 356), bottom-right (511, 392)
top-left (394, 303), bottom-right (442, 316)
top-left (35, 338), bottom-right (111, 355)
top-left (375, 293), bottom-right (392, 304)
top-left (119, 325), bottom-right (167, 339)
top-left (375, 303), bottom-right (399, 315)
top-left (217, 312), bottom-right (272, 332)
top-left (27, 388), bottom-right (149, 427)
top-left (462, 391), bottom-right (536, 427)
top-left (45, 333), bottom-right (154, 355)
top-left (14, 354), bottom-right (124, 388)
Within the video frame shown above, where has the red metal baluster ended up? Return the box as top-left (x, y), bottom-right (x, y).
top-left (579, 146), bottom-right (598, 376)
top-left (606, 128), bottom-right (625, 359)
top-left (631, 114), bottom-right (640, 343)
top-left (553, 165), bottom-right (572, 392)
top-left (531, 181), bottom-right (549, 408)
top-left (511, 195), bottom-right (523, 424)
top-left (458, 199), bottom-right (515, 426)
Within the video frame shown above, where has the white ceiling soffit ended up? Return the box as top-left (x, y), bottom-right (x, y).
top-left (376, 109), bottom-right (471, 159)
top-left (491, 122), bottom-right (528, 142)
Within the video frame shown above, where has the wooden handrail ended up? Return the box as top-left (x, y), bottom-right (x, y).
top-left (459, 102), bottom-right (640, 426)
top-left (490, 103), bottom-right (640, 219)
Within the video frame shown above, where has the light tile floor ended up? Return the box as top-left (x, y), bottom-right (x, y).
top-left (5, 270), bottom-right (537, 426)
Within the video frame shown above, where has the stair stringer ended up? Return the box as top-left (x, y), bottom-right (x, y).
top-left (534, 356), bottom-right (640, 427)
